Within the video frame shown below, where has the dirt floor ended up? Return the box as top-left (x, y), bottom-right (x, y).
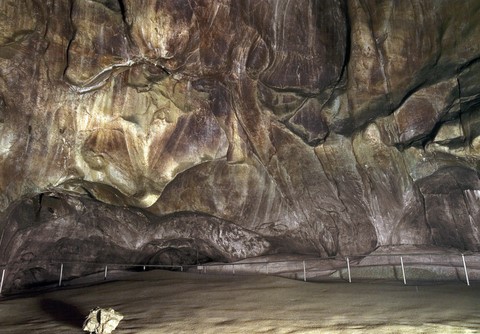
top-left (1, 270), bottom-right (479, 333)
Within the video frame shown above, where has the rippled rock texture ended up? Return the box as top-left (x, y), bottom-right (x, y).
top-left (2, 0), bottom-right (480, 289)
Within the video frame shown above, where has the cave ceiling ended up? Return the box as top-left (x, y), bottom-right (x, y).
top-left (2, 0), bottom-right (480, 286)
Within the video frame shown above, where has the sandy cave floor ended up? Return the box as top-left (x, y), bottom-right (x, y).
top-left (1, 270), bottom-right (480, 333)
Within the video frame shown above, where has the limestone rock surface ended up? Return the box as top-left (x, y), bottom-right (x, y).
top-left (1, 0), bottom-right (480, 289)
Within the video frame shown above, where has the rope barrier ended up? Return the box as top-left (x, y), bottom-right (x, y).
top-left (0, 252), bottom-right (477, 295)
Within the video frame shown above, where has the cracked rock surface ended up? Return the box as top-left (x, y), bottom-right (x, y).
top-left (1, 0), bottom-right (480, 289)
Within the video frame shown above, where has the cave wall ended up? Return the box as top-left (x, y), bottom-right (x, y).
top-left (2, 0), bottom-right (480, 287)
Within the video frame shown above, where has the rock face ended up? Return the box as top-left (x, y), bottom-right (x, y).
top-left (1, 0), bottom-right (480, 289)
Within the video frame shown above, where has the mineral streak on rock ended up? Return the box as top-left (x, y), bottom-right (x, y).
top-left (1, 0), bottom-right (480, 289)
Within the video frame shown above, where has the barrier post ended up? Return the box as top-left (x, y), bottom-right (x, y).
top-left (346, 257), bottom-right (352, 283)
top-left (462, 254), bottom-right (470, 286)
top-left (0, 269), bottom-right (5, 294)
top-left (104, 265), bottom-right (108, 280)
top-left (303, 261), bottom-right (306, 282)
top-left (400, 256), bottom-right (407, 285)
top-left (266, 263), bottom-right (269, 275)
top-left (58, 263), bottom-right (64, 287)
top-left (232, 264), bottom-right (235, 275)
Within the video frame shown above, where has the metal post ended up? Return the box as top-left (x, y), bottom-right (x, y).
top-left (104, 265), bottom-right (108, 280)
top-left (462, 254), bottom-right (470, 286)
top-left (0, 269), bottom-right (5, 294)
top-left (400, 256), bottom-right (407, 285)
top-left (143, 265), bottom-right (146, 271)
top-left (303, 261), bottom-right (306, 282)
top-left (346, 257), bottom-right (352, 283)
top-left (58, 263), bottom-right (64, 287)
top-left (232, 264), bottom-right (235, 275)
top-left (266, 263), bottom-right (269, 275)
top-left (181, 266), bottom-right (183, 272)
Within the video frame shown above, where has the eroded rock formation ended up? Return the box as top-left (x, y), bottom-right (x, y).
top-left (1, 0), bottom-right (480, 289)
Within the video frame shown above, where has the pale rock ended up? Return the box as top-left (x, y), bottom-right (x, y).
top-left (83, 307), bottom-right (124, 334)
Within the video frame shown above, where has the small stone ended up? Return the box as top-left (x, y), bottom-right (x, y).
top-left (83, 307), bottom-right (124, 334)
